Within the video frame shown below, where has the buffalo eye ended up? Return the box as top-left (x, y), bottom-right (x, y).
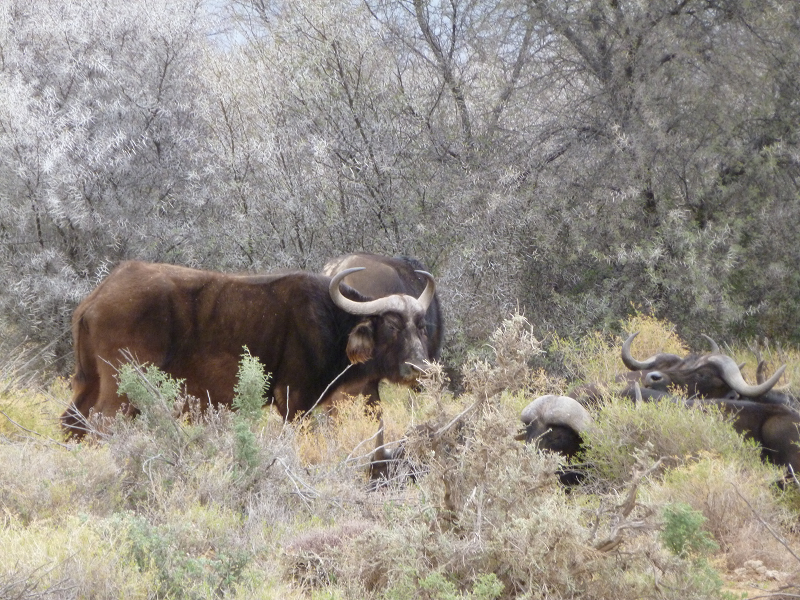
top-left (384, 314), bottom-right (403, 332)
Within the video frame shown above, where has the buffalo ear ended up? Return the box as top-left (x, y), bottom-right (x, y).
top-left (347, 320), bottom-right (375, 364)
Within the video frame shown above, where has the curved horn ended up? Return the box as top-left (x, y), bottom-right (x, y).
top-left (520, 395), bottom-right (592, 433)
top-left (414, 270), bottom-right (436, 312)
top-left (330, 267), bottom-right (436, 316)
top-left (707, 354), bottom-right (787, 398)
top-left (621, 332), bottom-right (661, 371)
top-left (701, 334), bottom-right (720, 354)
top-left (329, 268), bottom-right (403, 315)
top-left (756, 359), bottom-right (767, 385)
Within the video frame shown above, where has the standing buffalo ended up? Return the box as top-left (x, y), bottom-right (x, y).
top-left (63, 260), bottom-right (436, 438)
top-left (322, 253), bottom-right (443, 361)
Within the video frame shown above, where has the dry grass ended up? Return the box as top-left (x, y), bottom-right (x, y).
top-left (0, 516), bottom-right (155, 598)
top-left (550, 312), bottom-right (689, 387)
top-left (645, 456), bottom-right (799, 571)
top-left (0, 378), bottom-right (67, 440)
top-left (584, 396), bottom-right (766, 485)
top-left (726, 337), bottom-right (800, 395)
top-left (1, 314), bottom-right (800, 598)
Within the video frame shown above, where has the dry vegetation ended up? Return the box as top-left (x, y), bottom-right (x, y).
top-left (2, 315), bottom-right (800, 599)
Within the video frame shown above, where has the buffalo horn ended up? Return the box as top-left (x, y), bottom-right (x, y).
top-left (520, 395), bottom-right (592, 434)
top-left (700, 334), bottom-right (720, 354)
top-left (621, 331), bottom-right (686, 371)
top-left (707, 354), bottom-right (786, 398)
top-left (621, 332), bottom-right (661, 370)
top-left (329, 267), bottom-right (435, 315)
top-left (413, 270), bottom-right (436, 312)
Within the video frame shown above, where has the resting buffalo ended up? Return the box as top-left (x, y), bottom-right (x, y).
top-left (565, 334), bottom-right (708, 404)
top-left (322, 253), bottom-right (443, 360)
top-left (679, 397), bottom-right (800, 473)
top-left (515, 395), bottom-right (594, 486)
top-left (516, 395), bottom-right (592, 459)
top-left (618, 334), bottom-right (800, 472)
top-left (621, 332), bottom-right (788, 403)
top-left (517, 393), bottom-right (800, 476)
top-left (63, 260), bottom-right (436, 438)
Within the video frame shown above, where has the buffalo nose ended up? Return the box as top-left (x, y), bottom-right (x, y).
top-left (401, 360), bottom-right (426, 380)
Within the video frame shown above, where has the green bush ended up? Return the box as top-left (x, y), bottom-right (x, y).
top-left (471, 573), bottom-right (504, 600)
top-left (232, 347), bottom-right (270, 423)
top-left (116, 362), bottom-right (184, 413)
top-left (583, 397), bottom-right (763, 484)
top-left (661, 502), bottom-right (719, 558)
top-left (231, 347), bottom-right (270, 471)
top-left (116, 361), bottom-right (186, 443)
top-left (384, 569), bottom-right (503, 600)
top-left (122, 512), bottom-right (251, 599)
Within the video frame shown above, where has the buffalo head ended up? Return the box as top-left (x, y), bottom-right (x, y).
top-left (330, 266), bottom-right (435, 387)
top-left (621, 332), bottom-right (786, 400)
top-left (517, 395), bottom-right (592, 459)
top-left (322, 253), bottom-right (444, 361)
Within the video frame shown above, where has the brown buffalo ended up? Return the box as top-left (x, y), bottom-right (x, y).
top-left (63, 260), bottom-right (436, 438)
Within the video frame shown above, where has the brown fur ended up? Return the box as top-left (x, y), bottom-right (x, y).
top-left (346, 322), bottom-right (376, 364)
top-left (63, 261), bottom-right (433, 437)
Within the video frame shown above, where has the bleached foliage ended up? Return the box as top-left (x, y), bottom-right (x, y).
top-left (2, 0), bottom-right (800, 367)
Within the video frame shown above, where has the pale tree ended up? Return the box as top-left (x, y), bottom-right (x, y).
top-left (0, 0), bottom-right (215, 359)
top-left (2, 0), bottom-right (800, 372)
top-left (207, 0), bottom-right (460, 267)
top-left (512, 0), bottom-right (800, 342)
top-left (185, 0), bottom-right (800, 350)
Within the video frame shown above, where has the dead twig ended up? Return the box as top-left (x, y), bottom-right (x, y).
top-left (731, 483), bottom-right (800, 565)
top-left (594, 457), bottom-right (665, 552)
top-left (304, 363), bottom-right (354, 417)
top-left (434, 393), bottom-right (487, 439)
